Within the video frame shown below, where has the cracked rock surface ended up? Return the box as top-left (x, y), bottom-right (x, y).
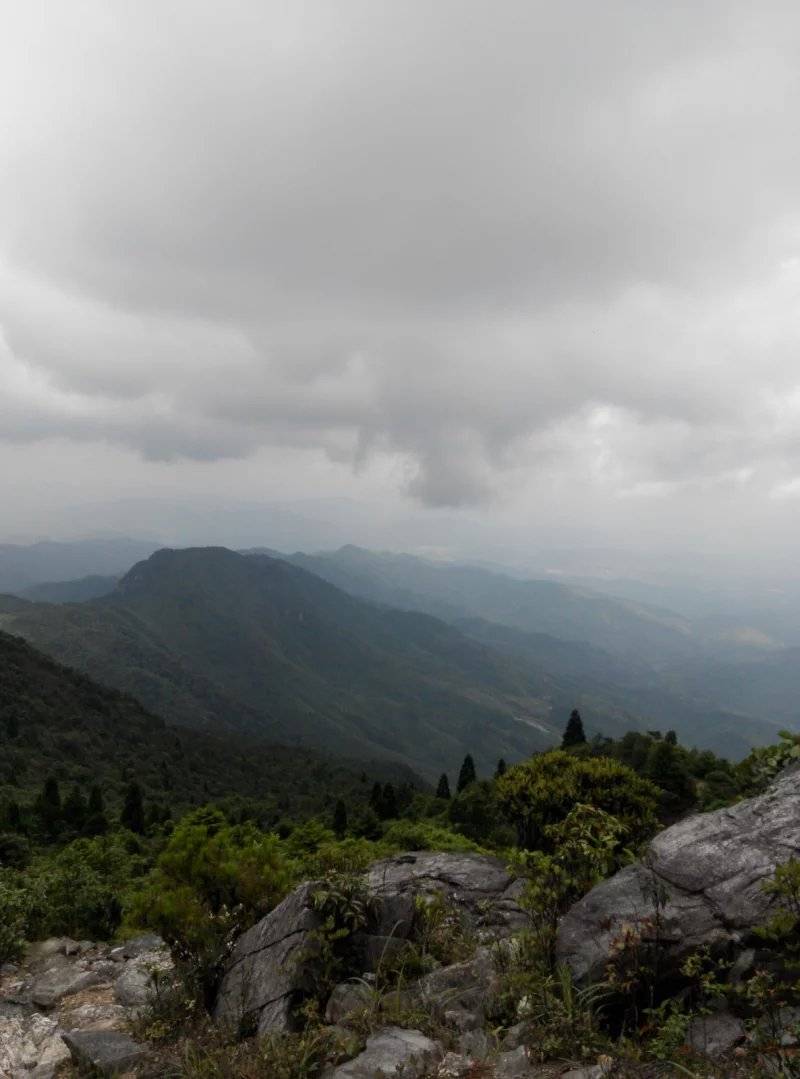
top-left (557, 765), bottom-right (800, 984)
top-left (214, 852), bottom-right (525, 1036)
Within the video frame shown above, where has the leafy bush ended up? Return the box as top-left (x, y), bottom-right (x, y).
top-left (496, 750), bottom-right (659, 851)
top-left (129, 807), bottom-right (292, 1004)
top-left (381, 818), bottom-right (483, 853)
top-left (0, 870), bottom-right (30, 963)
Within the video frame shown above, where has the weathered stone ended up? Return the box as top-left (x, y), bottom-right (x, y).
top-left (415, 945), bottom-right (497, 1017)
top-left (61, 1001), bottom-right (129, 1032)
top-left (686, 1009), bottom-right (745, 1057)
top-left (321, 1026), bottom-right (443, 1078)
top-left (0, 1012), bottom-right (70, 1077)
top-left (557, 766), bottom-right (800, 985)
top-left (30, 967), bottom-right (103, 1008)
top-left (436, 1052), bottom-right (473, 1078)
top-left (62, 1028), bottom-right (147, 1075)
top-left (500, 1021), bottom-right (528, 1050)
top-left (214, 880), bottom-right (322, 1034)
top-left (113, 952), bottom-right (172, 1007)
top-left (366, 852), bottom-right (526, 941)
top-left (324, 980), bottom-right (374, 1025)
top-left (493, 1045), bottom-right (536, 1077)
top-left (119, 933), bottom-right (164, 959)
top-left (456, 1026), bottom-right (490, 1059)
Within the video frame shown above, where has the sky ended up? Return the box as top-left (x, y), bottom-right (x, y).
top-left (3, 1), bottom-right (800, 574)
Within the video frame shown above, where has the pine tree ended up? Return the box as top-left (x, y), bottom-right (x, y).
top-left (1, 798), bottom-right (22, 832)
top-left (62, 785), bottom-right (87, 830)
top-left (381, 783), bottom-right (398, 820)
top-left (457, 754), bottom-right (477, 793)
top-left (36, 776), bottom-right (62, 837)
top-left (332, 799), bottom-right (348, 837)
top-left (436, 773), bottom-right (451, 799)
top-left (369, 781), bottom-right (384, 816)
top-left (562, 709), bottom-right (586, 748)
top-left (120, 782), bottom-right (145, 834)
top-left (84, 784), bottom-right (109, 836)
top-left (495, 758), bottom-right (507, 779)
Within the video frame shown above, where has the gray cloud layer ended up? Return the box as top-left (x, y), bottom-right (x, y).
top-left (3, 1), bottom-right (800, 519)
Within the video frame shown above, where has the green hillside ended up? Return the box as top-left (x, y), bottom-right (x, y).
top-left (0, 548), bottom-right (567, 776)
top-left (0, 628), bottom-right (417, 819)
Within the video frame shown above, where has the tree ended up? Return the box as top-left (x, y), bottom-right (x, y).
top-left (436, 773), bottom-right (451, 800)
top-left (644, 739), bottom-right (694, 814)
top-left (562, 709), bottom-right (586, 748)
top-left (332, 799), bottom-right (348, 837)
top-left (84, 785), bottom-right (109, 836)
top-left (369, 782), bottom-right (384, 816)
top-left (381, 782), bottom-right (398, 820)
top-left (496, 749), bottom-right (659, 851)
top-left (457, 754), bottom-right (477, 793)
top-left (120, 782), bottom-right (145, 835)
top-left (62, 785), bottom-right (87, 831)
top-left (495, 758), bottom-right (507, 779)
top-left (36, 777), bottom-right (62, 838)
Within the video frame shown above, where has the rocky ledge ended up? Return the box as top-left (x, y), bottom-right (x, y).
top-left (0, 933), bottom-right (172, 1077)
top-left (557, 764), bottom-right (800, 985)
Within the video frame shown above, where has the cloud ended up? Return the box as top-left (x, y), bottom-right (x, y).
top-left (3, 1), bottom-right (800, 513)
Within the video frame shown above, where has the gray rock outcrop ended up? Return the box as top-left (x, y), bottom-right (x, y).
top-left (557, 766), bottom-right (800, 984)
top-left (321, 1026), bottom-right (442, 1079)
top-left (215, 851), bottom-right (524, 1036)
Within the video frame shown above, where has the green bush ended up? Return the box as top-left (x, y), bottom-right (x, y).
top-left (129, 807), bottom-right (292, 1004)
top-left (497, 750), bottom-right (659, 851)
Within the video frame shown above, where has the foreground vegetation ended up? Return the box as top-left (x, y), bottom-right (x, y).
top-left (4, 700), bottom-right (800, 1075)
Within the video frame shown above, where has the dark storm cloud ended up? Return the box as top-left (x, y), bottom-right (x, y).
top-left (4, 1), bottom-right (800, 508)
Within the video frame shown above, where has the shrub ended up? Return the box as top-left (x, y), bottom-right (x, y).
top-left (496, 750), bottom-right (659, 851)
top-left (129, 807), bottom-right (292, 1004)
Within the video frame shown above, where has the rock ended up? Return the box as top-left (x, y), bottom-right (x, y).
top-left (325, 980), bottom-right (374, 1025)
top-left (0, 1013), bottom-right (71, 1077)
top-left (366, 852), bottom-right (526, 940)
top-left (215, 881), bottom-right (323, 1034)
top-left (493, 1045), bottom-right (536, 1077)
top-left (436, 1052), bottom-right (473, 1078)
top-left (500, 1021), bottom-right (528, 1050)
top-left (30, 967), bottom-right (103, 1008)
top-left (321, 1026), bottom-right (443, 1078)
top-left (62, 1028), bottom-right (147, 1075)
top-left (686, 1009), bottom-right (745, 1057)
top-left (456, 1027), bottom-right (490, 1058)
top-left (557, 766), bottom-right (800, 985)
top-left (215, 853), bottom-right (523, 1035)
top-left (113, 951), bottom-right (172, 1007)
top-left (61, 1001), bottom-right (129, 1032)
top-left (415, 945), bottom-right (497, 1018)
top-left (119, 934), bottom-right (165, 959)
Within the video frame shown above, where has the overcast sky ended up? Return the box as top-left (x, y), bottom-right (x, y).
top-left (3, 1), bottom-right (800, 570)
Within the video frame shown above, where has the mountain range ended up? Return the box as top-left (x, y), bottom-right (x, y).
top-left (0, 544), bottom-right (788, 770)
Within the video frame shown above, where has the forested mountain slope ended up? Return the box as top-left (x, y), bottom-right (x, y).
top-left (0, 629), bottom-right (414, 818)
top-left (0, 548), bottom-right (574, 776)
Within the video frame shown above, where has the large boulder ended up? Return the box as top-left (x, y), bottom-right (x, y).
top-left (557, 766), bottom-right (800, 984)
top-left (215, 852), bottom-right (524, 1036)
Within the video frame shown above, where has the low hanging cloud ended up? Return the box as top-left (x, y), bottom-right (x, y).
top-left (3, 1), bottom-right (800, 509)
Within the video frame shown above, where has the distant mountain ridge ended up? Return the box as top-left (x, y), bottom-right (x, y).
top-left (0, 547), bottom-right (574, 776)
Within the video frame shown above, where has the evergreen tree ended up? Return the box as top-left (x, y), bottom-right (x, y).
top-left (120, 782), bottom-right (146, 834)
top-left (36, 776), bottom-right (62, 837)
top-left (562, 709), bottom-right (587, 748)
top-left (436, 773), bottom-right (451, 799)
top-left (332, 799), bottom-right (348, 837)
top-left (87, 785), bottom-right (105, 816)
top-left (457, 754), bottom-right (477, 793)
top-left (495, 758), bottom-right (507, 779)
top-left (369, 781), bottom-right (384, 816)
top-left (665, 730), bottom-right (678, 746)
top-left (381, 782), bottom-right (398, 820)
top-left (62, 784), bottom-right (87, 830)
top-left (84, 784), bottom-right (109, 836)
